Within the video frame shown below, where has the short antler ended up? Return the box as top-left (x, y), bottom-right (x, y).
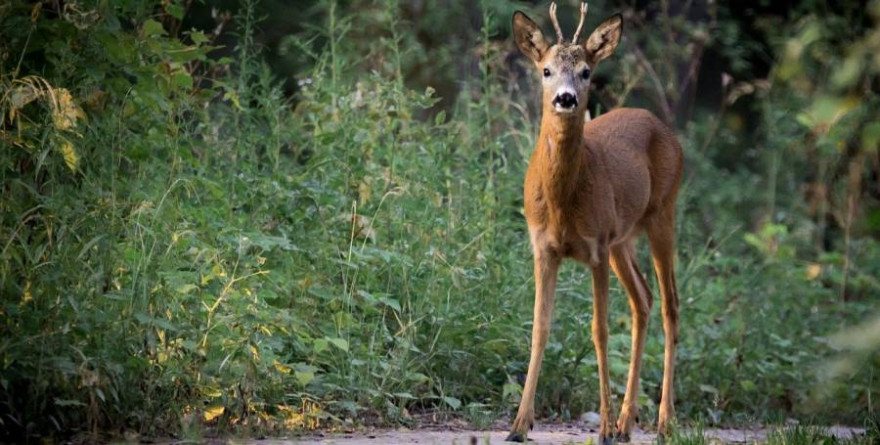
top-left (571, 3), bottom-right (589, 44)
top-left (548, 2), bottom-right (564, 44)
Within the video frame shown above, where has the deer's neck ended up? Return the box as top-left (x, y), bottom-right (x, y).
top-left (537, 114), bottom-right (586, 204)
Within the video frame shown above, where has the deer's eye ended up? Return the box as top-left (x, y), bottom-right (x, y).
top-left (543, 68), bottom-right (551, 77)
top-left (582, 69), bottom-right (591, 80)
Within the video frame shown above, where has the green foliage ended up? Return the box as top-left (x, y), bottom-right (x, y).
top-left (663, 423), bottom-right (708, 445)
top-left (766, 424), bottom-right (877, 445)
top-left (0, 0), bottom-right (878, 441)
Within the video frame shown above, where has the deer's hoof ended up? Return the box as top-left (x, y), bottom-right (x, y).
top-left (505, 432), bottom-right (526, 442)
top-left (616, 432), bottom-right (631, 443)
top-left (601, 436), bottom-right (615, 445)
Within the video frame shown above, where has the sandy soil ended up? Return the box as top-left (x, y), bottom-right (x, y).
top-left (265, 424), bottom-right (865, 445)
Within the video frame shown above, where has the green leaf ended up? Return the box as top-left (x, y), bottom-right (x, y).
top-left (326, 337), bottom-right (349, 352)
top-left (166, 3), bottom-right (185, 20)
top-left (313, 338), bottom-right (328, 353)
top-left (54, 398), bottom-right (86, 407)
top-left (134, 312), bottom-right (178, 332)
top-left (142, 19), bottom-right (166, 38)
top-left (295, 370), bottom-right (314, 386)
top-left (698, 384), bottom-right (719, 395)
top-left (406, 373), bottom-right (430, 384)
top-left (96, 32), bottom-right (134, 64)
top-left (378, 297), bottom-right (401, 312)
top-left (862, 122), bottom-right (880, 151)
top-left (172, 72), bottom-right (193, 90)
top-left (294, 364), bottom-right (318, 386)
top-left (76, 235), bottom-right (105, 260)
top-left (307, 286), bottom-right (334, 300)
top-left (503, 382), bottom-right (522, 400)
top-left (175, 284), bottom-right (198, 295)
top-left (442, 396), bottom-right (461, 410)
top-left (189, 30), bottom-right (209, 45)
top-left (832, 55), bottom-right (863, 89)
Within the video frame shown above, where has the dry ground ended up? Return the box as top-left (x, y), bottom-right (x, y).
top-left (264, 424), bottom-right (864, 445)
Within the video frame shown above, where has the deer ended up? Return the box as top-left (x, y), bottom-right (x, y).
top-left (505, 3), bottom-right (683, 444)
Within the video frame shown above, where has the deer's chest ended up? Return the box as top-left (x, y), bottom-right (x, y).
top-left (525, 193), bottom-right (609, 266)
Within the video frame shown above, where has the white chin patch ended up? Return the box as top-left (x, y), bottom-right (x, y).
top-left (554, 105), bottom-right (576, 114)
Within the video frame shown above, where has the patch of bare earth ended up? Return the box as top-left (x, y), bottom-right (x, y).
top-left (265, 424), bottom-right (864, 444)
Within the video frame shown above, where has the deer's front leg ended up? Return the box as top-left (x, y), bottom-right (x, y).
top-left (506, 239), bottom-right (560, 443)
top-left (591, 251), bottom-right (617, 445)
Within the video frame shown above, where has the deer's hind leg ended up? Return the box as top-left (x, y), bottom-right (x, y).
top-left (590, 247), bottom-right (617, 445)
top-left (646, 209), bottom-right (680, 436)
top-left (610, 241), bottom-right (653, 442)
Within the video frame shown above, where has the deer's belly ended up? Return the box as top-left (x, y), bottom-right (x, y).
top-left (561, 236), bottom-right (601, 266)
top-left (536, 218), bottom-right (640, 267)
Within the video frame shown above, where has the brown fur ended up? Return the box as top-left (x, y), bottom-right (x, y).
top-left (508, 7), bottom-right (684, 444)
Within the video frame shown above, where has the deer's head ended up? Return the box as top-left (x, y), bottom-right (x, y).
top-left (513, 3), bottom-right (622, 117)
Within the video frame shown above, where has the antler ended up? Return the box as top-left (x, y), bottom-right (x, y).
top-left (548, 2), bottom-right (564, 44)
top-left (571, 3), bottom-right (589, 44)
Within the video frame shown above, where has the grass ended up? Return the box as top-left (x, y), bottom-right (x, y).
top-left (663, 423), bottom-right (708, 445)
top-left (656, 421), bottom-right (879, 445)
top-left (765, 424), bottom-right (878, 445)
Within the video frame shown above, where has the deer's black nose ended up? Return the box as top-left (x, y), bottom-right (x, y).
top-left (553, 92), bottom-right (578, 109)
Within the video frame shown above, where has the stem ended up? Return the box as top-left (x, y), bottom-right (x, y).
top-left (329, 0), bottom-right (338, 116)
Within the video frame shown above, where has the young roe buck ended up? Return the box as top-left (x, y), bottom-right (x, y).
top-left (506, 3), bottom-right (683, 443)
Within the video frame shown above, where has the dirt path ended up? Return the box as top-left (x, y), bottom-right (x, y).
top-left (267, 425), bottom-right (864, 444)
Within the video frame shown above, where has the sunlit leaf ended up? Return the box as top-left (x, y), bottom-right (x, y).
top-left (273, 360), bottom-right (292, 375)
top-left (806, 264), bottom-right (822, 281)
top-left (203, 406), bottom-right (224, 422)
top-left (20, 281), bottom-right (32, 306)
top-left (51, 88), bottom-right (85, 131)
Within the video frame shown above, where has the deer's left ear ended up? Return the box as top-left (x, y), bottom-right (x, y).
top-left (584, 14), bottom-right (623, 65)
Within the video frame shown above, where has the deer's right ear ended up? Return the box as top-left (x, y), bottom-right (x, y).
top-left (513, 11), bottom-right (549, 64)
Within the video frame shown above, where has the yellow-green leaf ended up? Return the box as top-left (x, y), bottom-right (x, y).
top-left (326, 337), bottom-right (349, 352)
top-left (59, 140), bottom-right (79, 172)
top-left (203, 406), bottom-right (224, 422)
top-left (295, 370), bottom-right (315, 386)
top-left (273, 360), bottom-right (292, 375)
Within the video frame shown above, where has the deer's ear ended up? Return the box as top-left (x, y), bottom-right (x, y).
top-left (513, 11), bottom-right (550, 63)
top-left (584, 14), bottom-right (623, 65)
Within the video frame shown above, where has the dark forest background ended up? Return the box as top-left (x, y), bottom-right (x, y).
top-left (1, 0), bottom-right (879, 441)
